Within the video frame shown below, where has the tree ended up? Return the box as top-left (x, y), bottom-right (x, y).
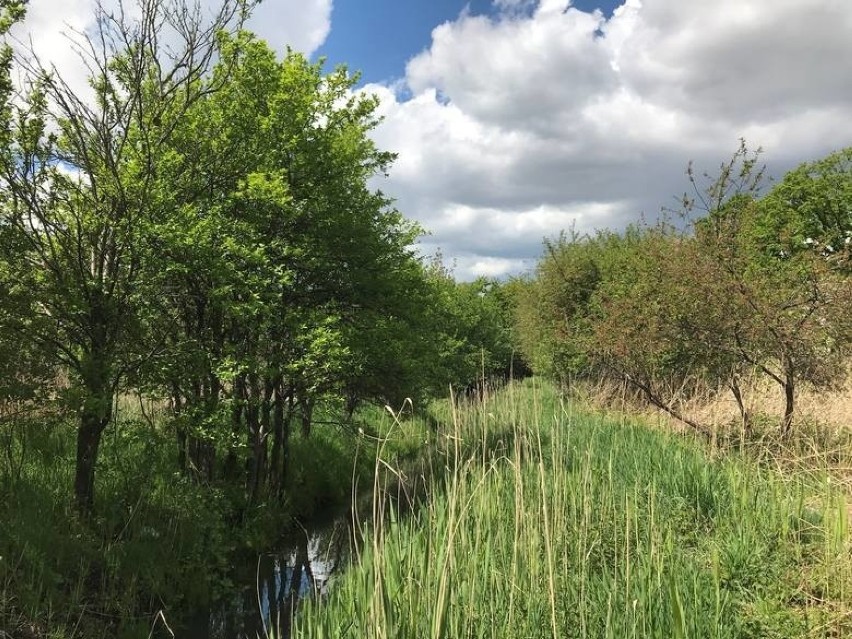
top-left (139, 34), bottom-right (437, 501)
top-left (512, 231), bottom-right (602, 383)
top-left (513, 143), bottom-right (850, 435)
top-left (579, 226), bottom-right (733, 435)
top-left (755, 148), bottom-right (852, 274)
top-left (416, 261), bottom-right (520, 398)
top-left (0, 0), bottom-right (254, 513)
top-left (687, 143), bottom-right (851, 434)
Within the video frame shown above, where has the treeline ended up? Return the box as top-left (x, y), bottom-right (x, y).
top-left (0, 1), bottom-right (513, 514)
top-left (512, 143), bottom-right (852, 436)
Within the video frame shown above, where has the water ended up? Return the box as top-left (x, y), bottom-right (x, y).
top-left (175, 475), bottom-right (426, 639)
top-left (183, 514), bottom-right (353, 639)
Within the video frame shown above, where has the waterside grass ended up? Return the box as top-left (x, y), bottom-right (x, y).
top-left (0, 400), bottom-right (376, 638)
top-left (296, 379), bottom-right (852, 638)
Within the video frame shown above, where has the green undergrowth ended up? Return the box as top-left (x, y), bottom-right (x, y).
top-left (3, 380), bottom-right (851, 638)
top-left (0, 402), bottom-right (406, 638)
top-left (296, 379), bottom-right (852, 639)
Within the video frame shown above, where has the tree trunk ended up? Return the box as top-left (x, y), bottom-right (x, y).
top-left (201, 374), bottom-right (221, 482)
top-left (224, 373), bottom-right (246, 482)
top-left (344, 391), bottom-right (359, 423)
top-left (782, 370), bottom-right (795, 437)
top-left (269, 379), bottom-right (285, 493)
top-left (74, 399), bottom-right (112, 515)
top-left (611, 367), bottom-right (709, 438)
top-left (73, 327), bottom-right (115, 515)
top-left (271, 388), bottom-right (294, 495)
top-left (300, 396), bottom-right (314, 439)
top-left (248, 375), bottom-right (273, 503)
top-left (187, 378), bottom-right (203, 478)
top-left (729, 375), bottom-right (749, 434)
top-left (172, 383), bottom-right (188, 472)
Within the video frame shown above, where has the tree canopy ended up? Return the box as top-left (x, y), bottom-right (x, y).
top-left (0, 2), bottom-right (515, 512)
top-left (512, 144), bottom-right (852, 435)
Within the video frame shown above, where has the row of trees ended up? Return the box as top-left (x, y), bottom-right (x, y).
top-left (0, 0), bottom-right (513, 513)
top-left (514, 143), bottom-right (851, 436)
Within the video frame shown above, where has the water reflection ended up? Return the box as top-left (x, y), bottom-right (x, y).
top-left (191, 515), bottom-right (351, 639)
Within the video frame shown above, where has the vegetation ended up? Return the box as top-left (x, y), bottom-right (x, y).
top-left (512, 142), bottom-right (852, 436)
top-left (298, 380), bottom-right (852, 638)
top-left (0, 0), bottom-right (850, 637)
top-left (0, 0), bottom-right (513, 513)
top-left (0, 1), bottom-right (513, 636)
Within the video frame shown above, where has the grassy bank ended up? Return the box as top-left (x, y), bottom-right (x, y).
top-left (297, 380), bottom-right (852, 638)
top-left (0, 400), bottom-right (382, 638)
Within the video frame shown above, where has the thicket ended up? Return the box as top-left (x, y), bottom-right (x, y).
top-left (513, 142), bottom-right (852, 436)
top-left (0, 0), bottom-right (514, 512)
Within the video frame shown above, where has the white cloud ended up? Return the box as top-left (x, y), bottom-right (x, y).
top-left (14, 0), bottom-right (852, 282)
top-left (10, 0), bottom-right (93, 99)
top-left (366, 0), bottom-right (852, 280)
top-left (448, 254), bottom-right (534, 279)
top-left (11, 0), bottom-right (332, 98)
top-left (247, 0), bottom-right (332, 58)
top-left (406, 4), bottom-right (611, 135)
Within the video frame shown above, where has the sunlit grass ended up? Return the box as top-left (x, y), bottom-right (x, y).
top-left (296, 379), bottom-right (852, 638)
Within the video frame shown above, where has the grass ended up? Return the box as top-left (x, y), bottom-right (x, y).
top-left (2, 379), bottom-right (850, 637)
top-left (295, 379), bottom-right (852, 638)
top-left (0, 410), bottom-right (241, 638)
top-left (0, 397), bottom-right (389, 638)
top-left (576, 371), bottom-right (852, 489)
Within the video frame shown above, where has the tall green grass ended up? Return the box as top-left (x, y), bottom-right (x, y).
top-left (296, 380), bottom-right (852, 638)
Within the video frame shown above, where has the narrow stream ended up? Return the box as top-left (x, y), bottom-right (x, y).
top-left (183, 514), bottom-right (353, 639)
top-left (177, 452), bottom-right (438, 638)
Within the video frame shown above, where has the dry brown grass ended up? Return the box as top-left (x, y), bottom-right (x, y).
top-left (570, 369), bottom-right (852, 489)
top-left (684, 370), bottom-right (852, 435)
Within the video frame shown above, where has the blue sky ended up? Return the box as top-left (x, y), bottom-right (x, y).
top-left (19, 0), bottom-right (852, 280)
top-left (317, 1), bottom-right (621, 84)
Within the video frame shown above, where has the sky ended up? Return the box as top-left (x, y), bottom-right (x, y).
top-left (13, 0), bottom-right (852, 280)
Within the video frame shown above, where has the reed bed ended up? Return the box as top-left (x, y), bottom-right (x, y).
top-left (295, 380), bottom-right (851, 638)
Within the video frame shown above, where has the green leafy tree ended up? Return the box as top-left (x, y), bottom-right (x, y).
top-left (754, 148), bottom-right (852, 273)
top-left (420, 261), bottom-right (518, 396)
top-left (588, 226), bottom-right (740, 434)
top-left (513, 231), bottom-right (602, 383)
top-left (511, 143), bottom-right (850, 435)
top-left (142, 34), bottom-right (435, 500)
top-left (0, 0), bottom-right (252, 513)
top-left (689, 147), bottom-right (852, 434)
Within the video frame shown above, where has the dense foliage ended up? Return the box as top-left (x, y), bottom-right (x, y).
top-left (0, 1), bottom-right (512, 514)
top-left (0, 2), bottom-right (513, 635)
top-left (513, 143), bottom-right (852, 435)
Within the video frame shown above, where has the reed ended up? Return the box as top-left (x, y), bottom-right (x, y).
top-left (295, 379), bottom-right (852, 638)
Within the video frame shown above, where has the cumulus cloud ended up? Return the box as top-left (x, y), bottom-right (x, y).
top-left (11, 0), bottom-right (332, 99)
top-left (13, 0), bottom-right (851, 281)
top-left (9, 0), bottom-right (94, 99)
top-left (246, 0), bottom-right (332, 58)
top-left (367, 0), bottom-right (852, 279)
top-left (406, 4), bottom-right (612, 134)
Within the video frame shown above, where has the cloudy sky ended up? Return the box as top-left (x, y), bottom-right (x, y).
top-left (15, 0), bottom-right (852, 279)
